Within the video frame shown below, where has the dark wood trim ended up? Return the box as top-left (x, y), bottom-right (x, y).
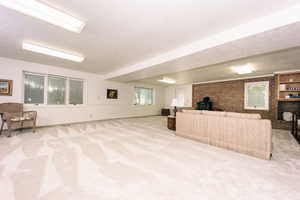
top-left (291, 113), bottom-right (300, 144)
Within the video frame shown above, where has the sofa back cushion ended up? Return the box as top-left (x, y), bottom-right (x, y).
top-left (182, 110), bottom-right (203, 114)
top-left (182, 110), bottom-right (261, 119)
top-left (226, 112), bottom-right (261, 119)
top-left (202, 110), bottom-right (227, 117)
top-left (177, 107), bottom-right (194, 112)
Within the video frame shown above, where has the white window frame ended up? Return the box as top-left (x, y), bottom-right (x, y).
top-left (244, 81), bottom-right (269, 110)
top-left (134, 87), bottom-right (155, 106)
top-left (23, 71), bottom-right (86, 106)
top-left (47, 74), bottom-right (67, 105)
top-left (23, 71), bottom-right (47, 106)
top-left (69, 78), bottom-right (85, 105)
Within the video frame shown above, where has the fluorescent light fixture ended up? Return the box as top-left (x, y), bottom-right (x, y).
top-left (233, 64), bottom-right (253, 75)
top-left (158, 77), bottom-right (176, 84)
top-left (22, 42), bottom-right (85, 62)
top-left (0, 0), bottom-right (85, 33)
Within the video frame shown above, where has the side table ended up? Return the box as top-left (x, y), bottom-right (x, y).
top-left (168, 115), bottom-right (176, 131)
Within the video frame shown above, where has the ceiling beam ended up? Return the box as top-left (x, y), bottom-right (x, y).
top-left (103, 4), bottom-right (300, 80)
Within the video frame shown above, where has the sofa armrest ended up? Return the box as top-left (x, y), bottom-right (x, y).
top-left (3, 112), bottom-right (22, 122)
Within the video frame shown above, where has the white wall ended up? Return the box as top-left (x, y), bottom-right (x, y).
top-left (164, 84), bottom-right (193, 108)
top-left (0, 57), bottom-right (165, 127)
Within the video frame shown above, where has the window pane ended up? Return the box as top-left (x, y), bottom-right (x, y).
top-left (176, 88), bottom-right (185, 107)
top-left (24, 73), bottom-right (45, 104)
top-left (247, 84), bottom-right (266, 108)
top-left (245, 81), bottom-right (269, 110)
top-left (146, 88), bottom-right (153, 105)
top-left (134, 87), bottom-right (153, 105)
top-left (69, 79), bottom-right (84, 105)
top-left (134, 88), bottom-right (140, 104)
top-left (48, 76), bottom-right (66, 105)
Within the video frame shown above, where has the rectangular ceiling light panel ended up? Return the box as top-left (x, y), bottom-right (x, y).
top-left (0, 0), bottom-right (85, 33)
top-left (158, 77), bottom-right (176, 84)
top-left (233, 64), bottom-right (253, 75)
top-left (23, 42), bottom-right (85, 62)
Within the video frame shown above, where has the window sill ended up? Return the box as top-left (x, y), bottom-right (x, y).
top-left (244, 107), bottom-right (269, 111)
top-left (133, 104), bottom-right (155, 106)
top-left (25, 104), bottom-right (87, 109)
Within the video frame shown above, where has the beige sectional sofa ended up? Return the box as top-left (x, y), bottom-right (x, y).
top-left (176, 110), bottom-right (272, 160)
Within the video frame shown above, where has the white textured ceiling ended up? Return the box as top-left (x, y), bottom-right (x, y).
top-left (1, 0), bottom-right (300, 76)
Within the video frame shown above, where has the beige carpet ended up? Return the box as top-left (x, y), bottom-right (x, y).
top-left (0, 116), bottom-right (300, 200)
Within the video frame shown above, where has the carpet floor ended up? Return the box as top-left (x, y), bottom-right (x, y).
top-left (0, 116), bottom-right (300, 200)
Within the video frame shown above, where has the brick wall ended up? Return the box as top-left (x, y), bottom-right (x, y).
top-left (192, 76), bottom-right (289, 129)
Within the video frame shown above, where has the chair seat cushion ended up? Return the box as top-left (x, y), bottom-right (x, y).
top-left (23, 113), bottom-right (34, 120)
top-left (10, 117), bottom-right (22, 122)
top-left (11, 116), bottom-right (33, 122)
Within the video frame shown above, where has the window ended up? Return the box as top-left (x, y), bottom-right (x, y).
top-left (134, 87), bottom-right (154, 105)
top-left (48, 76), bottom-right (67, 105)
top-left (175, 87), bottom-right (186, 107)
top-left (69, 79), bottom-right (84, 105)
top-left (24, 73), bottom-right (45, 104)
top-left (244, 81), bottom-right (269, 110)
top-left (23, 72), bottom-right (84, 105)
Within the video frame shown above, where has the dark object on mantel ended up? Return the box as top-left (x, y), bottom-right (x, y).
top-left (196, 96), bottom-right (213, 110)
top-left (288, 93), bottom-right (300, 98)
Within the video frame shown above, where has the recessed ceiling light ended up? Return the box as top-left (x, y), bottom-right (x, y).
top-left (158, 77), bottom-right (176, 84)
top-left (233, 64), bottom-right (253, 75)
top-left (22, 42), bottom-right (85, 62)
top-left (0, 0), bottom-right (85, 33)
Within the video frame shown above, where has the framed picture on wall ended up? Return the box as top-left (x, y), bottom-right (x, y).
top-left (0, 79), bottom-right (13, 96)
top-left (107, 89), bottom-right (118, 99)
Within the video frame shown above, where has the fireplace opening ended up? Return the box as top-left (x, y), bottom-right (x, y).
top-left (278, 101), bottom-right (300, 120)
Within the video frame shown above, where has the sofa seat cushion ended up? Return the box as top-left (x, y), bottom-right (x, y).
top-left (226, 112), bottom-right (261, 119)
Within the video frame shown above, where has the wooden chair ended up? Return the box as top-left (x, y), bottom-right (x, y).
top-left (0, 103), bottom-right (37, 137)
